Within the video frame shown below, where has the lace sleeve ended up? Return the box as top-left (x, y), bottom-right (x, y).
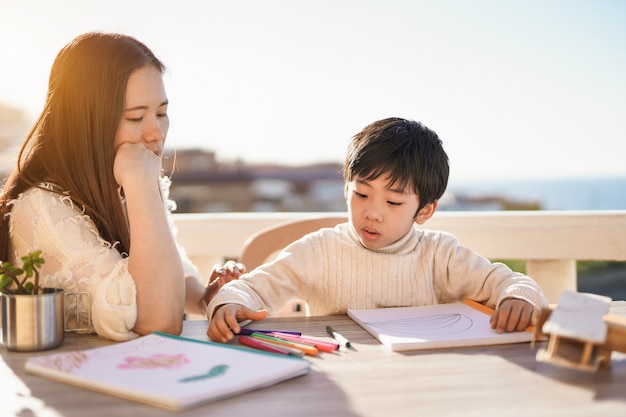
top-left (8, 187), bottom-right (138, 342)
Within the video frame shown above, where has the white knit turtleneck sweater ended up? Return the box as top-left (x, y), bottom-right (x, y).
top-left (207, 222), bottom-right (548, 320)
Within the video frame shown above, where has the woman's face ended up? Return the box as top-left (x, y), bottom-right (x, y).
top-left (114, 65), bottom-right (169, 157)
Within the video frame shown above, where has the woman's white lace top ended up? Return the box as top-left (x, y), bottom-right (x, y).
top-left (7, 179), bottom-right (198, 341)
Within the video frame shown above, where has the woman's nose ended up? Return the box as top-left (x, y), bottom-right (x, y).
top-left (144, 117), bottom-right (166, 142)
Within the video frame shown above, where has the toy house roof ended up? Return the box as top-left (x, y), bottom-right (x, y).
top-left (542, 291), bottom-right (612, 343)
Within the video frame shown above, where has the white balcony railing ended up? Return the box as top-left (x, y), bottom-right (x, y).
top-left (173, 211), bottom-right (626, 304)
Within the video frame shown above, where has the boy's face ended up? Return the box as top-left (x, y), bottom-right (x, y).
top-left (347, 175), bottom-right (432, 250)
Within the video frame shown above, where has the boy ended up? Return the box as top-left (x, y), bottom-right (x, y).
top-left (207, 117), bottom-right (548, 343)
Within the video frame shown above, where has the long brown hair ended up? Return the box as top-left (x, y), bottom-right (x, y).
top-left (0, 32), bottom-right (166, 259)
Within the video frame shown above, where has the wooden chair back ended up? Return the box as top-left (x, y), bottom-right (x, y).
top-left (239, 215), bottom-right (347, 270)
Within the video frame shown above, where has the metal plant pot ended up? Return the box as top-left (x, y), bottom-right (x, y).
top-left (1, 287), bottom-right (65, 351)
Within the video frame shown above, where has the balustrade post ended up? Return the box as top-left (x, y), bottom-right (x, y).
top-left (526, 259), bottom-right (577, 304)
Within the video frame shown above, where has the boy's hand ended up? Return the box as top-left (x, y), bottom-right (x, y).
top-left (202, 260), bottom-right (246, 305)
top-left (207, 304), bottom-right (268, 343)
top-left (490, 298), bottom-right (534, 333)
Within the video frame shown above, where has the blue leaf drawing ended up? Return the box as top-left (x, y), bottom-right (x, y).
top-left (178, 364), bottom-right (229, 383)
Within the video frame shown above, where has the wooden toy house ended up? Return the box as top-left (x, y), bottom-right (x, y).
top-left (535, 291), bottom-right (626, 372)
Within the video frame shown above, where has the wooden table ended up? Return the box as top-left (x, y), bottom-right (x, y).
top-left (3, 302), bottom-right (626, 417)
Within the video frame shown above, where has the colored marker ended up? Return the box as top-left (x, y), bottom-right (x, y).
top-left (248, 337), bottom-right (305, 357)
top-left (239, 336), bottom-right (304, 357)
top-left (250, 333), bottom-right (319, 356)
top-left (269, 332), bottom-right (339, 352)
top-left (325, 326), bottom-right (351, 348)
top-left (237, 328), bottom-right (302, 336)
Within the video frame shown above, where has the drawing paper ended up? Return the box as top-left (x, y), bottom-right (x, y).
top-left (348, 301), bottom-right (534, 352)
top-left (24, 332), bottom-right (310, 411)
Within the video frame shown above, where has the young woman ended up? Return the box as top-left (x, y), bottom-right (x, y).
top-left (0, 32), bottom-right (243, 341)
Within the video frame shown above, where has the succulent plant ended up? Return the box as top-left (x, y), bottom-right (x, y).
top-left (0, 250), bottom-right (46, 295)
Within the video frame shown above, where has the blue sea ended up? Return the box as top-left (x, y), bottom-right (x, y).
top-left (446, 176), bottom-right (626, 211)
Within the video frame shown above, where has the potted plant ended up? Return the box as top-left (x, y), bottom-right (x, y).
top-left (1, 250), bottom-right (65, 351)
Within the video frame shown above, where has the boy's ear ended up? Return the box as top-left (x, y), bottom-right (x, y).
top-left (414, 201), bottom-right (438, 225)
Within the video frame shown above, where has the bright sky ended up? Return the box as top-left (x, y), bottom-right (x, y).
top-left (1, 0), bottom-right (625, 182)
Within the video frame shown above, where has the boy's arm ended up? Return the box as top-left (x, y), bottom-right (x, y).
top-left (205, 272), bottom-right (275, 321)
top-left (434, 232), bottom-right (549, 309)
top-left (206, 234), bottom-right (321, 320)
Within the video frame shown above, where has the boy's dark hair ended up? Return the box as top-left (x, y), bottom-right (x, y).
top-left (342, 117), bottom-right (449, 213)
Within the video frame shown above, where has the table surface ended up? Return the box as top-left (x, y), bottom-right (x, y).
top-left (3, 301), bottom-right (626, 417)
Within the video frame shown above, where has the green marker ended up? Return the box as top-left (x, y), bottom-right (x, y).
top-left (325, 325), bottom-right (351, 348)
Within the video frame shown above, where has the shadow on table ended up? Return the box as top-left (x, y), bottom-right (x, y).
top-left (400, 341), bottom-right (626, 404)
top-left (518, 348), bottom-right (626, 403)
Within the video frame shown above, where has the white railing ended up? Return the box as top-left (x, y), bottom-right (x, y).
top-left (173, 211), bottom-right (626, 304)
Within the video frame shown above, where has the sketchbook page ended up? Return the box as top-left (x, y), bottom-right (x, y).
top-left (347, 302), bottom-right (533, 352)
top-left (24, 332), bottom-right (310, 411)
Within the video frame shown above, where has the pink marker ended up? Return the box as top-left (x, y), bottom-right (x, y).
top-left (269, 332), bottom-right (340, 352)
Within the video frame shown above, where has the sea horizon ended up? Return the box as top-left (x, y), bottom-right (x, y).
top-left (446, 175), bottom-right (626, 211)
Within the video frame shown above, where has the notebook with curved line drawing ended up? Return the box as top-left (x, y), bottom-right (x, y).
top-left (347, 301), bottom-right (534, 352)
